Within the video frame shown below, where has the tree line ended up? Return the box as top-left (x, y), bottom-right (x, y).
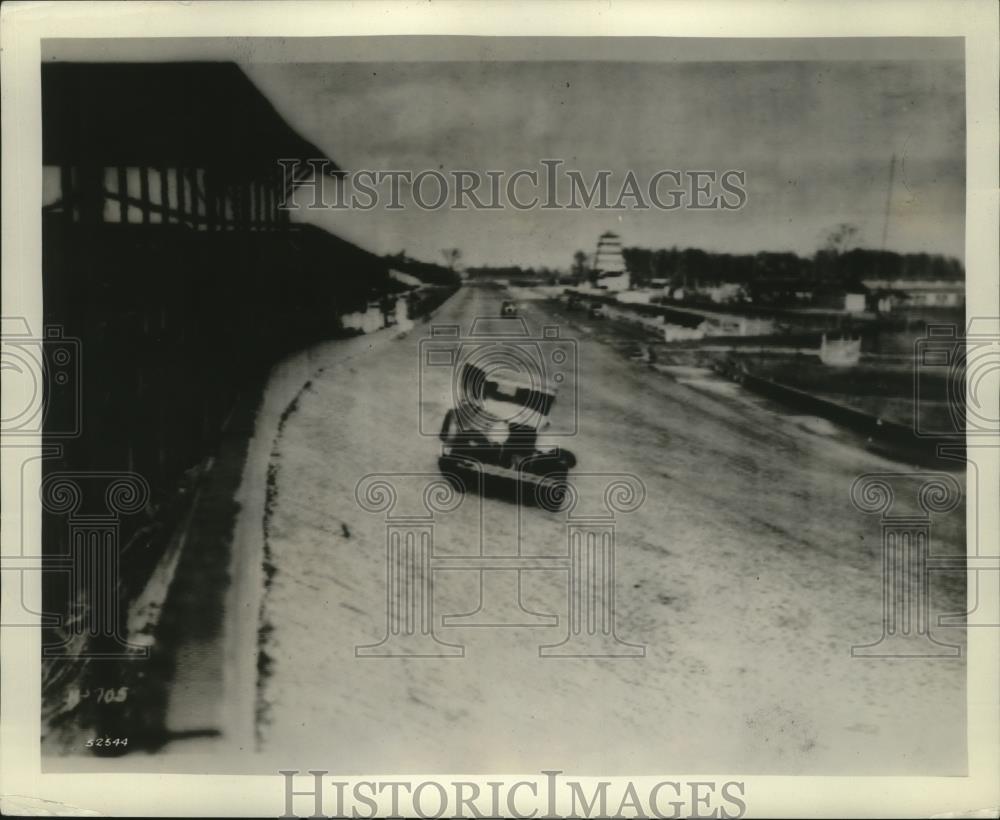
top-left (617, 246), bottom-right (963, 292)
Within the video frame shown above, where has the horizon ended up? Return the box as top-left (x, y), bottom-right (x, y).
top-left (393, 240), bottom-right (966, 275)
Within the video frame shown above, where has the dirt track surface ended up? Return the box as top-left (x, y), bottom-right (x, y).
top-left (254, 284), bottom-right (966, 775)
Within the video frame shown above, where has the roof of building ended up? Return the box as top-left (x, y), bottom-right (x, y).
top-left (42, 62), bottom-right (340, 178)
top-left (862, 279), bottom-right (965, 292)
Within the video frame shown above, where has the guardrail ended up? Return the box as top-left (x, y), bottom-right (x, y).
top-left (714, 361), bottom-right (962, 469)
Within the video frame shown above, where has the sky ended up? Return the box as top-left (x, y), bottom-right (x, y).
top-left (46, 36), bottom-right (965, 270)
top-left (250, 57), bottom-right (964, 270)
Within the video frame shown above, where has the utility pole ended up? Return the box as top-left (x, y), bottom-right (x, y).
top-left (880, 153), bottom-right (896, 252)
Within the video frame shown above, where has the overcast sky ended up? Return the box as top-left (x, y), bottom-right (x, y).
top-left (247, 54), bottom-right (963, 269)
top-left (47, 37), bottom-right (965, 270)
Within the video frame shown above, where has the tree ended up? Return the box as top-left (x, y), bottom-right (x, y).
top-left (823, 222), bottom-right (860, 255)
top-left (814, 222), bottom-right (861, 285)
top-left (441, 248), bottom-right (462, 271)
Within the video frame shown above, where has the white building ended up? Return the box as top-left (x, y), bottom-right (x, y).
top-left (861, 279), bottom-right (964, 310)
top-left (843, 292), bottom-right (867, 313)
top-left (592, 231), bottom-right (629, 292)
top-left (699, 283), bottom-right (745, 304)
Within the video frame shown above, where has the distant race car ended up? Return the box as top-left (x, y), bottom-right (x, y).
top-left (588, 303), bottom-right (606, 319)
top-left (438, 363), bottom-right (576, 511)
top-left (500, 300), bottom-right (518, 317)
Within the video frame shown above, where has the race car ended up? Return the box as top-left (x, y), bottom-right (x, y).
top-left (500, 300), bottom-right (518, 317)
top-left (438, 362), bottom-right (576, 511)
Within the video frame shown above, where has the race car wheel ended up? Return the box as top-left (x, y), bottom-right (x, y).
top-left (439, 408), bottom-right (460, 444)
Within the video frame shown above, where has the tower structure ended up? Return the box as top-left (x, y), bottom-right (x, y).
top-left (592, 231), bottom-right (629, 291)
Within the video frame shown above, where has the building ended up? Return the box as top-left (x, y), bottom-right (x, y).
top-left (747, 277), bottom-right (811, 307)
top-left (862, 279), bottom-right (965, 311)
top-left (592, 231), bottom-right (630, 291)
top-left (41, 62), bottom-right (357, 231)
top-left (699, 282), bottom-right (746, 305)
top-left (703, 314), bottom-right (776, 337)
top-left (810, 283), bottom-right (870, 314)
top-left (40, 62), bottom-right (394, 663)
top-left (843, 292), bottom-right (867, 313)
top-left (42, 61), bottom-right (391, 477)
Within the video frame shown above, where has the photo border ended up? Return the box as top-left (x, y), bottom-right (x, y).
top-left (2, 1), bottom-right (997, 816)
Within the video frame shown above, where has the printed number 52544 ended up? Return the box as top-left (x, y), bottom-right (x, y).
top-left (85, 737), bottom-right (128, 748)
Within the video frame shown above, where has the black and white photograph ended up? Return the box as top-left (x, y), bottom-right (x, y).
top-left (2, 2), bottom-right (998, 817)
